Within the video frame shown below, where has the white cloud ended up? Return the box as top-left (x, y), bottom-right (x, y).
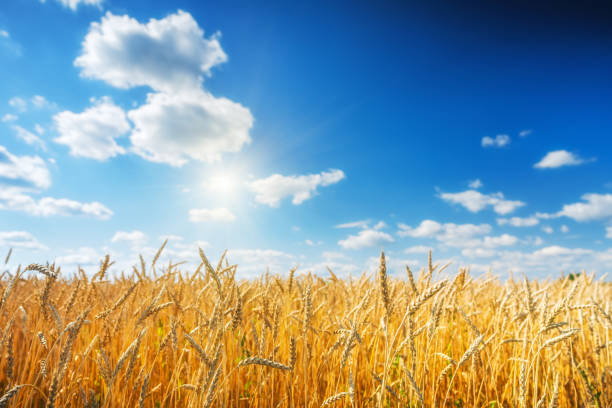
top-left (468, 178), bottom-right (483, 189)
top-left (8, 97), bottom-right (27, 112)
top-left (606, 226), bottom-right (612, 239)
top-left (54, 97), bottom-right (130, 160)
top-left (34, 124), bottom-right (45, 135)
top-left (481, 134), bottom-right (510, 148)
top-left (398, 220), bottom-right (492, 248)
top-left (560, 225), bottom-right (569, 233)
top-left (226, 248), bottom-right (295, 277)
top-left (0, 231), bottom-right (47, 250)
top-left (335, 220), bottom-right (370, 229)
top-left (0, 187), bottom-right (113, 219)
top-left (338, 229), bottom-right (394, 250)
top-left (397, 220), bottom-right (442, 237)
top-left (0, 30), bottom-right (8, 38)
top-left (47, 0), bottom-right (104, 10)
top-left (497, 216), bottom-right (539, 227)
top-left (128, 90), bottom-right (253, 166)
top-left (482, 234), bottom-right (518, 247)
top-left (248, 169), bottom-right (345, 207)
top-left (75, 11), bottom-right (226, 92)
top-left (55, 247), bottom-right (102, 267)
top-left (542, 226), bottom-right (553, 234)
top-left (439, 189), bottom-right (525, 215)
top-left (1, 114), bottom-right (17, 122)
top-left (111, 230), bottom-right (148, 247)
top-left (557, 193), bottom-right (612, 222)
top-left (12, 125), bottom-right (46, 150)
top-left (0, 145), bottom-right (51, 190)
top-left (189, 207), bottom-right (236, 222)
top-left (461, 247), bottom-right (497, 258)
top-left (403, 245), bottom-right (430, 254)
top-left (534, 150), bottom-right (587, 169)
top-left (30, 95), bottom-right (55, 109)
top-left (519, 129), bottom-right (532, 138)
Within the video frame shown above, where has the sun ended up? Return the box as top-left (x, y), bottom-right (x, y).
top-left (206, 172), bottom-right (240, 196)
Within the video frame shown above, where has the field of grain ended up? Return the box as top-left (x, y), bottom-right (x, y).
top-left (0, 244), bottom-right (610, 407)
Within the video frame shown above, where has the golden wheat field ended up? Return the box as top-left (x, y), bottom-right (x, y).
top-left (0, 244), bottom-right (610, 408)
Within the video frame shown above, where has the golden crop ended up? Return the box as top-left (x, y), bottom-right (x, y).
top-left (0, 245), bottom-right (610, 407)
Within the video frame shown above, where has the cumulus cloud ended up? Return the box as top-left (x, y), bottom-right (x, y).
top-left (519, 129), bottom-right (532, 138)
top-left (0, 191), bottom-right (113, 219)
top-left (75, 11), bottom-right (226, 92)
top-left (248, 169), bottom-right (345, 207)
top-left (403, 245), bottom-right (430, 254)
top-left (0, 145), bottom-right (51, 189)
top-left (55, 247), bottom-right (102, 267)
top-left (189, 207), bottom-right (236, 222)
top-left (534, 150), bottom-right (587, 169)
top-left (468, 179), bottom-right (483, 189)
top-left (111, 230), bottom-right (148, 247)
top-left (12, 125), bottom-right (46, 150)
top-left (128, 90), bottom-right (252, 166)
top-left (481, 134), bottom-right (510, 148)
top-left (0, 30), bottom-right (8, 38)
top-left (53, 97), bottom-right (130, 160)
top-left (8, 97), bottom-right (27, 112)
top-left (497, 216), bottom-right (539, 227)
top-left (227, 248), bottom-right (295, 277)
top-left (398, 220), bottom-right (493, 248)
top-left (556, 193), bottom-right (612, 221)
top-left (560, 225), bottom-right (569, 233)
top-left (606, 226), bottom-right (612, 239)
top-left (542, 226), bottom-right (553, 234)
top-left (397, 220), bottom-right (442, 237)
top-left (439, 189), bottom-right (525, 215)
top-left (0, 231), bottom-right (47, 250)
top-left (45, 0), bottom-right (104, 11)
top-left (1, 114), bottom-right (17, 122)
top-left (338, 229), bottom-right (394, 250)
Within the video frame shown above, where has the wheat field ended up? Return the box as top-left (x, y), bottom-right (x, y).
top-left (0, 244), bottom-right (610, 407)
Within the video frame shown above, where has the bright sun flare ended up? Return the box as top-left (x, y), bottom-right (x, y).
top-left (206, 173), bottom-right (240, 196)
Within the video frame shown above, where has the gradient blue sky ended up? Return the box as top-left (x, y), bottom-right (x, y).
top-left (1, 0), bottom-right (611, 278)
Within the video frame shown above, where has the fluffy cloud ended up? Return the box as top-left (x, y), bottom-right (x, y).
top-left (248, 169), bottom-right (345, 207)
top-left (468, 178), bottom-right (483, 189)
top-left (128, 90), bottom-right (252, 166)
top-left (534, 150), bottom-right (587, 169)
top-left (542, 226), bottom-right (553, 234)
top-left (0, 145), bottom-right (111, 219)
top-left (0, 187), bottom-right (112, 219)
top-left (226, 248), bottom-right (295, 277)
top-left (397, 220), bottom-right (442, 237)
top-left (55, 247), bottom-right (102, 267)
top-left (0, 231), bottom-right (47, 250)
top-left (0, 30), bottom-right (8, 38)
top-left (403, 245), bottom-right (430, 254)
top-left (43, 0), bottom-right (104, 10)
top-left (497, 216), bottom-right (539, 227)
top-left (606, 226), bottom-right (612, 239)
top-left (12, 125), bottom-right (46, 150)
top-left (398, 220), bottom-right (493, 248)
top-left (8, 97), bottom-right (27, 112)
top-left (0, 145), bottom-right (51, 189)
top-left (338, 229), bottom-right (394, 250)
top-left (53, 98), bottom-right (130, 160)
top-left (111, 230), bottom-right (148, 247)
top-left (189, 207), bottom-right (236, 222)
top-left (519, 129), bottom-right (532, 138)
top-left (556, 193), bottom-right (612, 221)
top-left (1, 114), bottom-right (17, 122)
top-left (75, 11), bottom-right (226, 92)
top-left (481, 134), bottom-right (510, 148)
top-left (439, 189), bottom-right (524, 215)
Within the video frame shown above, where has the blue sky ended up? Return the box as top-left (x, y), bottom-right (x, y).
top-left (1, 0), bottom-right (611, 278)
